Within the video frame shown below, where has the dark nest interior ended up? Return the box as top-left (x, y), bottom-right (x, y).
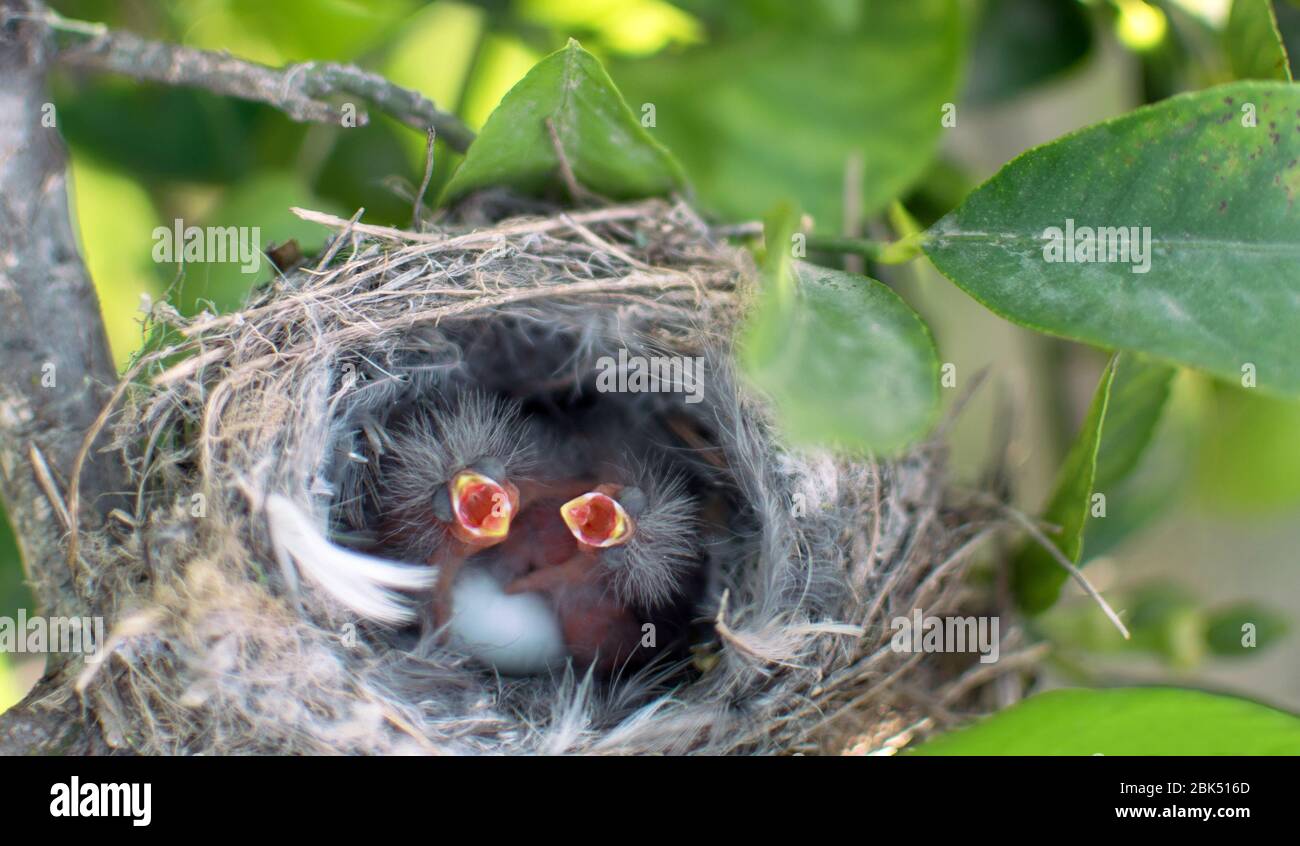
top-left (53, 196), bottom-right (1022, 754)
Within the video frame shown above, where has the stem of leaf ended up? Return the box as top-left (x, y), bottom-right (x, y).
top-left (806, 232), bottom-right (925, 265)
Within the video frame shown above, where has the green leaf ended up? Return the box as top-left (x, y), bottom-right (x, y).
top-left (441, 39), bottom-right (686, 203)
top-left (1083, 370), bottom-right (1194, 559)
top-left (1014, 354), bottom-right (1174, 612)
top-left (55, 79), bottom-right (258, 183)
top-left (613, 0), bottom-right (963, 231)
top-left (739, 206), bottom-right (940, 454)
top-left (1091, 355), bottom-right (1177, 488)
top-left (923, 81), bottom-right (1300, 397)
top-left (1206, 603), bottom-right (1289, 656)
top-left (1226, 0), bottom-right (1292, 81)
top-left (1013, 356), bottom-right (1116, 611)
top-left (909, 688), bottom-right (1300, 755)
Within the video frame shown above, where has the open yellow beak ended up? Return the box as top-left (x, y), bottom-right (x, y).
top-left (559, 491), bottom-right (635, 549)
top-left (448, 470), bottom-right (518, 547)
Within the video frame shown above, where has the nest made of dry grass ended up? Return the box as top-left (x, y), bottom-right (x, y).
top-left (53, 196), bottom-right (1024, 755)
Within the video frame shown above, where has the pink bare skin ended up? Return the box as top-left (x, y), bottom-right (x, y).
top-left (494, 494), bottom-right (645, 673)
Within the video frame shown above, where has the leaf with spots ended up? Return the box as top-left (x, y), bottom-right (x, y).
top-left (739, 204), bottom-right (940, 455)
top-left (441, 39), bottom-right (686, 203)
top-left (924, 82), bottom-right (1300, 397)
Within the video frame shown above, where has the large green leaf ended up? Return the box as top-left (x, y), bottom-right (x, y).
top-left (910, 688), bottom-right (1300, 755)
top-left (739, 205), bottom-right (940, 454)
top-left (613, 0), bottom-right (963, 231)
top-left (1015, 354), bottom-right (1175, 612)
top-left (1226, 0), bottom-right (1292, 81)
top-left (441, 39), bottom-right (686, 202)
top-left (924, 82), bottom-right (1300, 397)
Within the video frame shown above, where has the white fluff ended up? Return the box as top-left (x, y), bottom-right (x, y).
top-left (266, 494), bottom-right (437, 624)
top-left (447, 569), bottom-right (566, 675)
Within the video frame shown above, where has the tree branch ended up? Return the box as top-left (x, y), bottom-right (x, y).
top-left (0, 0), bottom-right (125, 618)
top-left (0, 671), bottom-right (114, 755)
top-left (0, 0), bottom-right (480, 752)
top-left (29, 6), bottom-right (477, 153)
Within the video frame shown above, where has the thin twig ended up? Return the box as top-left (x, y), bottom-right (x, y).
top-left (939, 642), bottom-right (1052, 705)
top-left (559, 212), bottom-right (652, 270)
top-left (28, 443), bottom-right (71, 534)
top-left (545, 116), bottom-right (586, 202)
top-left (412, 128), bottom-right (437, 228)
top-left (997, 501), bottom-right (1131, 640)
top-left (314, 207), bottom-right (365, 273)
top-left (27, 7), bottom-right (475, 152)
top-left (66, 354), bottom-right (152, 574)
top-left (288, 202), bottom-right (657, 245)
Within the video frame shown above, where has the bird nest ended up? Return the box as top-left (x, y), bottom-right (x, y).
top-left (61, 196), bottom-right (1015, 754)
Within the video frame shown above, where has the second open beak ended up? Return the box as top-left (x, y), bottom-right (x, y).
top-left (559, 489), bottom-right (635, 550)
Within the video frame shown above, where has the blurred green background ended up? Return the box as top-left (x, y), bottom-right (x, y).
top-left (3, 0), bottom-right (1299, 714)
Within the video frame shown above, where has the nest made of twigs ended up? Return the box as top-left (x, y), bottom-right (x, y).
top-left (58, 196), bottom-right (1016, 754)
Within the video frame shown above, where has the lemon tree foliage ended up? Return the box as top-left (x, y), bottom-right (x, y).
top-left (443, 39), bottom-right (686, 202)
top-left (1014, 354), bottom-right (1176, 612)
top-left (612, 0), bottom-right (963, 231)
top-left (1226, 0), bottom-right (1292, 81)
top-left (737, 204), bottom-right (940, 454)
top-left (910, 688), bottom-right (1300, 755)
top-left (925, 82), bottom-right (1300, 398)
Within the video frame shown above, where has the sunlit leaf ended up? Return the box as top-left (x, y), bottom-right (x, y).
top-left (442, 39), bottom-right (686, 202)
top-left (177, 0), bottom-right (418, 63)
top-left (170, 171), bottom-right (342, 315)
top-left (1226, 0), bottom-right (1292, 81)
top-left (69, 153), bottom-right (167, 367)
top-left (910, 687), bottom-right (1300, 755)
top-left (1197, 383), bottom-right (1300, 511)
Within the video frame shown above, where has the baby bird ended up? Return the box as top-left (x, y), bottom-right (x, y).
top-left (487, 468), bottom-right (697, 674)
top-left (376, 392), bottom-right (699, 676)
top-left (376, 392), bottom-right (534, 626)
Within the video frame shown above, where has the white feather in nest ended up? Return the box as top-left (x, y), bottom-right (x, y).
top-left (446, 569), bottom-right (567, 675)
top-left (265, 494), bottom-right (437, 624)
